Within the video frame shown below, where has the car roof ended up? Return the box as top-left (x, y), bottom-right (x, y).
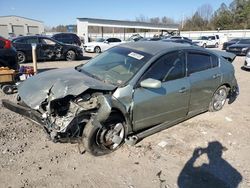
top-left (12, 35), bottom-right (52, 41)
top-left (119, 41), bottom-right (201, 55)
top-left (53, 33), bottom-right (77, 36)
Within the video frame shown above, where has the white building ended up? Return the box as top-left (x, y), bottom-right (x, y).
top-left (0, 15), bottom-right (44, 38)
top-left (77, 18), bottom-right (179, 43)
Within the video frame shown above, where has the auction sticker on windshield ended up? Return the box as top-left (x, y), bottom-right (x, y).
top-left (128, 52), bottom-right (144, 60)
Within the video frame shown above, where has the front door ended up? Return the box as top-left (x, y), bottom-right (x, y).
top-left (132, 51), bottom-right (190, 132)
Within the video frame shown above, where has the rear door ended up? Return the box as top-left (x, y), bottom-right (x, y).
top-left (187, 51), bottom-right (221, 115)
top-left (132, 51), bottom-right (190, 131)
top-left (38, 37), bottom-right (59, 60)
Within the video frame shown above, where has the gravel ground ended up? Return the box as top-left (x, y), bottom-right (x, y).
top-left (0, 52), bottom-right (249, 188)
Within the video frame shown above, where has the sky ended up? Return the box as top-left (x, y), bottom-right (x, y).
top-left (0, 0), bottom-right (233, 27)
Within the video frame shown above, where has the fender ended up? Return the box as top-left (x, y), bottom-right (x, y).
top-left (93, 95), bottom-right (133, 133)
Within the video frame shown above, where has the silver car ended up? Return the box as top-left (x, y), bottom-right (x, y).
top-left (2, 42), bottom-right (239, 156)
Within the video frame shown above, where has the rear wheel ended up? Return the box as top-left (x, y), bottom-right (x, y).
top-left (17, 51), bottom-right (26, 63)
top-left (209, 86), bottom-right (228, 112)
top-left (215, 43), bottom-right (219, 48)
top-left (66, 50), bottom-right (76, 61)
top-left (83, 115), bottom-right (125, 156)
top-left (94, 46), bottom-right (101, 53)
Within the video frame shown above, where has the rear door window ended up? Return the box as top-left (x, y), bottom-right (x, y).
top-left (26, 37), bottom-right (39, 44)
top-left (187, 52), bottom-right (212, 74)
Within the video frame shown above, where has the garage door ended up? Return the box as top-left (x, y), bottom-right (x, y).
top-left (0, 25), bottom-right (9, 38)
top-left (12, 25), bottom-right (24, 36)
top-left (28, 26), bottom-right (39, 35)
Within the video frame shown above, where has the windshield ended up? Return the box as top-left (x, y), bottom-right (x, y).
top-left (197, 36), bottom-right (208, 40)
top-left (79, 47), bottom-right (152, 86)
top-left (95, 38), bottom-right (105, 42)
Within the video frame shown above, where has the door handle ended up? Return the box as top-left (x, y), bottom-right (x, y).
top-left (213, 74), bottom-right (221, 79)
top-left (179, 87), bottom-right (188, 93)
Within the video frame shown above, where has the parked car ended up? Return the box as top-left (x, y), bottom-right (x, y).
top-left (52, 33), bottom-right (81, 46)
top-left (2, 41), bottom-right (239, 156)
top-left (162, 39), bottom-right (197, 46)
top-left (169, 36), bottom-right (192, 42)
top-left (138, 37), bottom-right (162, 41)
top-left (193, 35), bottom-right (219, 48)
top-left (222, 38), bottom-right (241, 50)
top-left (84, 38), bottom-right (123, 53)
top-left (12, 35), bottom-right (83, 63)
top-left (243, 51), bottom-right (250, 70)
top-left (127, 34), bottom-right (143, 42)
top-left (0, 36), bottom-right (18, 70)
top-left (226, 38), bottom-right (250, 55)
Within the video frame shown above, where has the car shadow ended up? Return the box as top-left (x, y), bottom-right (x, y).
top-left (241, 66), bottom-right (250, 72)
top-left (79, 55), bottom-right (92, 60)
top-left (38, 68), bottom-right (58, 73)
top-left (177, 141), bottom-right (242, 188)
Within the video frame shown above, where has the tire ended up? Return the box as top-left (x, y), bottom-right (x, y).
top-left (94, 46), bottom-right (101, 53)
top-left (65, 50), bottom-right (76, 61)
top-left (2, 85), bottom-right (14, 95)
top-left (209, 86), bottom-right (228, 112)
top-left (202, 43), bottom-right (207, 48)
top-left (17, 51), bottom-right (26, 63)
top-left (215, 43), bottom-right (219, 48)
top-left (83, 115), bottom-right (125, 156)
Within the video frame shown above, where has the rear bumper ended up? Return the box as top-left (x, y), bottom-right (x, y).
top-left (2, 99), bottom-right (44, 125)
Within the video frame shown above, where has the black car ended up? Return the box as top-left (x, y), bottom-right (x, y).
top-left (52, 33), bottom-right (81, 46)
top-left (12, 35), bottom-right (83, 63)
top-left (0, 36), bottom-right (18, 70)
top-left (222, 38), bottom-right (241, 50)
top-left (226, 38), bottom-right (250, 55)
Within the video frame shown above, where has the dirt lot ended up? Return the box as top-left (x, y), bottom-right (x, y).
top-left (0, 52), bottom-right (249, 188)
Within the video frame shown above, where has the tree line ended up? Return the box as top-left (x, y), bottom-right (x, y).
top-left (136, 0), bottom-right (250, 31)
top-left (183, 0), bottom-right (250, 30)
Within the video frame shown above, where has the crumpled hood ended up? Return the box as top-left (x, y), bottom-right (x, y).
top-left (18, 68), bottom-right (116, 109)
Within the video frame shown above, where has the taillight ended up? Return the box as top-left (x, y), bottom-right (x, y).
top-left (0, 38), bottom-right (12, 48)
top-left (4, 39), bottom-right (11, 48)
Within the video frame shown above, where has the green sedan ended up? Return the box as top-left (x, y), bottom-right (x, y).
top-left (2, 41), bottom-right (239, 156)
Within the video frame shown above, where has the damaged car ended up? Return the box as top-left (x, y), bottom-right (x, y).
top-left (12, 35), bottom-right (83, 63)
top-left (2, 41), bottom-right (239, 156)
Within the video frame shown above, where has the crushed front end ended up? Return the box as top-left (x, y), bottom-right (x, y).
top-left (2, 91), bottom-right (110, 142)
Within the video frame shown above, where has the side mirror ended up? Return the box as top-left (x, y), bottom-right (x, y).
top-left (104, 41), bottom-right (109, 44)
top-left (140, 78), bottom-right (161, 89)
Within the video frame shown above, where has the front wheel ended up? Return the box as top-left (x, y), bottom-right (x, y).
top-left (65, 50), bottom-right (76, 61)
top-left (215, 43), bottom-right (219, 48)
top-left (83, 116), bottom-right (125, 156)
top-left (209, 86), bottom-right (228, 112)
top-left (202, 43), bottom-right (207, 48)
